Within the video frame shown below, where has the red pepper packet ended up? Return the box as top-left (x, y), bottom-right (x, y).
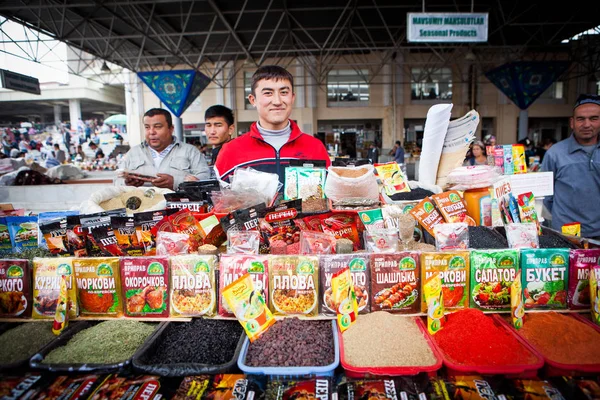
top-left (66, 215), bottom-right (88, 257)
top-left (169, 209), bottom-right (204, 252)
top-left (150, 214), bottom-right (174, 238)
top-left (319, 212), bottom-right (361, 251)
top-left (112, 216), bottom-right (144, 256)
top-left (258, 200), bottom-right (302, 255)
top-left (39, 219), bottom-right (69, 256)
top-left (80, 209), bottom-right (126, 257)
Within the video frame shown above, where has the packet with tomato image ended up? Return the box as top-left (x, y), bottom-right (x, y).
top-left (521, 248), bottom-right (569, 310)
top-left (469, 249), bottom-right (519, 311)
top-left (409, 197), bottom-right (445, 237)
top-left (320, 212), bottom-right (361, 251)
top-left (420, 251), bottom-right (470, 312)
top-left (431, 191), bottom-right (475, 225)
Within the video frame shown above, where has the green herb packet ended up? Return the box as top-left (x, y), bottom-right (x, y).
top-left (469, 249), bottom-right (519, 311)
top-left (520, 248), bottom-right (569, 310)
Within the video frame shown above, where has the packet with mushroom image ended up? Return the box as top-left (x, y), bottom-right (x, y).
top-left (120, 256), bottom-right (170, 317)
top-left (331, 267), bottom-right (358, 332)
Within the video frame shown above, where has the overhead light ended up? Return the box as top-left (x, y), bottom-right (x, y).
top-left (101, 61), bottom-right (111, 73)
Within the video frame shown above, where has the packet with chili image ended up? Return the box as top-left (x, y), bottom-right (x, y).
top-left (220, 203), bottom-right (267, 234)
top-left (39, 219), bottom-right (69, 256)
top-left (320, 212), bottom-right (361, 251)
top-left (74, 257), bottom-right (123, 318)
top-left (420, 251), bottom-right (470, 312)
top-left (320, 254), bottom-right (370, 316)
top-left (0, 259), bottom-right (31, 318)
top-left (521, 248), bottom-right (569, 310)
top-left (111, 216), bottom-right (143, 256)
top-left (219, 254), bottom-right (269, 317)
top-left (88, 215), bottom-right (125, 257)
top-left (568, 249), bottom-right (600, 310)
top-left (257, 200), bottom-right (302, 255)
top-left (149, 213), bottom-right (174, 237)
top-left (431, 191), bottom-right (475, 225)
top-left (81, 209), bottom-right (126, 257)
top-left (469, 249), bottom-right (519, 311)
top-left (370, 252), bottom-right (421, 314)
top-left (300, 213), bottom-right (326, 232)
top-left (409, 197), bottom-right (444, 237)
top-left (65, 215), bottom-right (87, 257)
top-left (268, 255), bottom-right (319, 317)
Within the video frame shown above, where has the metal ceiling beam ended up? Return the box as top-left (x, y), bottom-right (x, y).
top-left (207, 0), bottom-right (256, 65)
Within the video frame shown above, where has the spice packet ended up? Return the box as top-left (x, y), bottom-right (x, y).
top-left (284, 166), bottom-right (326, 200)
top-left (299, 231), bottom-right (337, 255)
top-left (219, 255), bottom-right (269, 318)
top-left (74, 257), bottom-right (123, 318)
top-left (134, 209), bottom-right (172, 256)
top-left (319, 212), bottom-right (361, 251)
top-left (513, 144), bottom-right (527, 174)
top-left (52, 275), bottom-right (69, 335)
top-left (470, 249), bottom-right (519, 312)
top-left (170, 255), bottom-right (217, 317)
top-left (357, 208), bottom-right (385, 233)
top-left (269, 255), bottom-right (319, 317)
top-left (37, 211), bottom-right (79, 250)
top-left (517, 192), bottom-right (541, 234)
top-left (503, 144), bottom-right (514, 175)
top-left (432, 376), bottom-right (499, 400)
top-left (156, 231), bottom-right (190, 256)
top-left (363, 228), bottom-right (399, 253)
top-left (266, 378), bottom-right (331, 400)
top-left (220, 203), bottom-right (267, 233)
top-left (331, 267), bottom-right (358, 332)
top-left (32, 257), bottom-right (78, 319)
top-left (409, 197), bottom-right (445, 237)
top-left (228, 230), bottom-right (261, 254)
top-left (169, 209), bottom-right (204, 251)
top-left (7, 216), bottom-right (39, 252)
top-left (370, 253), bottom-right (420, 314)
top-left (0, 259), bottom-right (31, 318)
top-left (0, 217), bottom-right (11, 254)
top-left (223, 273), bottom-right (275, 342)
top-left (434, 223), bottom-right (469, 251)
top-left (111, 216), bottom-right (143, 256)
top-left (89, 375), bottom-right (172, 399)
top-left (431, 191), bottom-right (474, 225)
top-left (39, 218), bottom-right (69, 256)
top-left (120, 257), bottom-right (170, 317)
top-left (591, 264), bottom-right (600, 326)
top-left (512, 272), bottom-right (524, 329)
top-left (172, 374), bottom-right (264, 400)
top-left (374, 161), bottom-right (411, 195)
top-left (165, 193), bottom-right (208, 213)
top-left (257, 200), bottom-right (301, 255)
top-left (562, 222), bottom-right (581, 237)
top-left (81, 210), bottom-right (126, 257)
top-left (420, 252), bottom-right (470, 312)
top-left (568, 249), bottom-right (600, 310)
top-left (320, 254), bottom-right (370, 315)
top-left (521, 248), bottom-right (569, 310)
top-left (66, 215), bottom-right (87, 257)
top-left (506, 223), bottom-right (539, 249)
top-left (424, 272), bottom-right (445, 335)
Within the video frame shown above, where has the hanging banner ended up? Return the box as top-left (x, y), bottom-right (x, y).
top-left (485, 61), bottom-right (571, 110)
top-left (138, 70), bottom-right (211, 117)
top-left (407, 13), bottom-right (488, 43)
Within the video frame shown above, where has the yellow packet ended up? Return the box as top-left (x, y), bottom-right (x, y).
top-left (52, 275), bottom-right (69, 335)
top-left (331, 267), bottom-right (358, 332)
top-left (512, 145), bottom-right (527, 174)
top-left (511, 271), bottom-right (524, 329)
top-left (591, 265), bottom-right (600, 326)
top-left (374, 161), bottom-right (411, 196)
top-left (32, 258), bottom-right (78, 319)
top-left (223, 273), bottom-right (276, 342)
top-left (562, 222), bottom-right (581, 237)
top-left (423, 272), bottom-right (445, 335)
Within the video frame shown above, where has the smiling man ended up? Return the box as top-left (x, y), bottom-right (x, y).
top-left (117, 108), bottom-right (210, 190)
top-left (542, 94), bottom-right (600, 239)
top-left (214, 65), bottom-right (330, 184)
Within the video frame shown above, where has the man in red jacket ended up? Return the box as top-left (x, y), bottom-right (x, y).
top-left (214, 65), bottom-right (331, 184)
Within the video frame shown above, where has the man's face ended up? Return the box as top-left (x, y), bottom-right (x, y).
top-left (144, 114), bottom-right (174, 151)
top-left (571, 103), bottom-right (600, 144)
top-left (205, 116), bottom-right (234, 146)
top-left (248, 78), bottom-right (295, 130)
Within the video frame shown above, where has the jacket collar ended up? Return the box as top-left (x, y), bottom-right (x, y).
top-left (248, 120), bottom-right (303, 142)
top-left (568, 133), bottom-right (600, 154)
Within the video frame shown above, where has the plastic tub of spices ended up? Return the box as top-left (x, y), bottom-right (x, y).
top-left (238, 319), bottom-right (339, 378)
top-left (429, 310), bottom-right (544, 378)
top-left (30, 320), bottom-right (162, 374)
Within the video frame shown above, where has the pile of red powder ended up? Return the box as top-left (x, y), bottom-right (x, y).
top-left (433, 309), bottom-right (538, 366)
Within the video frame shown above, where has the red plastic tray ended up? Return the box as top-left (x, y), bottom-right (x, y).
top-left (507, 312), bottom-right (600, 377)
top-left (339, 316), bottom-right (443, 377)
top-left (429, 314), bottom-right (544, 378)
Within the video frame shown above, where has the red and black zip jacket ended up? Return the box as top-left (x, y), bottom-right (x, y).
top-left (214, 120), bottom-right (331, 184)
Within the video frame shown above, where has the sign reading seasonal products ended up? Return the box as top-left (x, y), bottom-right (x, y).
top-left (407, 13), bottom-right (489, 43)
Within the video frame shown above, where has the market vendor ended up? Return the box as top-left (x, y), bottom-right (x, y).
top-left (214, 65), bottom-right (330, 185)
top-left (117, 108), bottom-right (211, 190)
top-left (541, 94), bottom-right (600, 239)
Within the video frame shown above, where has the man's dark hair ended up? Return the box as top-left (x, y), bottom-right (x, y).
top-left (205, 105), bottom-right (234, 126)
top-left (144, 108), bottom-right (173, 127)
top-left (53, 144), bottom-right (59, 149)
top-left (395, 140), bottom-right (401, 146)
top-left (251, 65), bottom-right (294, 96)
top-left (89, 141), bottom-right (97, 148)
top-left (541, 137), bottom-right (557, 146)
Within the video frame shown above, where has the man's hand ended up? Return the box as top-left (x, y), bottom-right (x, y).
top-left (124, 174), bottom-right (146, 187)
top-left (152, 173), bottom-right (175, 190)
top-left (184, 175), bottom-right (199, 182)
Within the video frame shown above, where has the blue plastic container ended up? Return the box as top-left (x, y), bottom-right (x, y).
top-left (237, 320), bottom-right (339, 377)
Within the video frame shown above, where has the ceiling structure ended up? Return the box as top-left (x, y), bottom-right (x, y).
top-left (0, 0), bottom-right (599, 86)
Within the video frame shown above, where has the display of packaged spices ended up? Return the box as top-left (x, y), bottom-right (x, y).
top-left (409, 197), bottom-right (444, 237)
top-left (66, 215), bottom-right (87, 257)
top-left (32, 257), bottom-right (78, 319)
top-left (120, 256), bottom-right (170, 317)
top-left (320, 254), bottom-right (370, 316)
top-left (469, 249), bottom-right (519, 311)
top-left (521, 248), bottom-right (569, 310)
top-left (0, 259), bottom-right (31, 317)
top-left (111, 216), bottom-right (143, 256)
top-left (420, 251), bottom-right (470, 312)
top-left (39, 219), bottom-right (69, 256)
top-left (370, 252), bottom-right (420, 314)
top-left (268, 255), bottom-right (319, 317)
top-left (74, 257), bottom-right (123, 318)
top-left (134, 209), bottom-right (173, 256)
top-left (219, 255), bottom-right (269, 318)
top-left (7, 216), bottom-right (39, 252)
top-left (170, 254), bottom-right (217, 317)
top-left (257, 200), bottom-right (301, 254)
top-left (568, 249), bottom-right (600, 310)
top-left (431, 191), bottom-right (474, 225)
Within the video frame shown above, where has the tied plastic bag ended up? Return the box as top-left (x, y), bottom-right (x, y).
top-left (434, 223), bottom-right (469, 251)
top-left (156, 231), bottom-right (190, 255)
top-left (227, 230), bottom-right (261, 254)
top-left (506, 223), bottom-right (539, 249)
top-left (446, 165), bottom-right (502, 191)
top-left (324, 165), bottom-right (379, 202)
top-left (229, 167), bottom-right (282, 206)
top-left (363, 228), bottom-right (399, 253)
top-left (300, 231), bottom-right (337, 255)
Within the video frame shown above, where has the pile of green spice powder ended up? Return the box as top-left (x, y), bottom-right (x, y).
top-left (0, 322), bottom-right (57, 365)
top-left (43, 320), bottom-right (155, 365)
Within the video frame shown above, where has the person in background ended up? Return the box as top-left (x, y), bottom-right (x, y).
top-left (91, 132), bottom-right (101, 145)
top-left (392, 140), bottom-right (405, 164)
top-left (205, 105), bottom-right (235, 165)
top-left (464, 141), bottom-right (488, 166)
top-left (367, 143), bottom-right (379, 164)
top-left (484, 134), bottom-right (497, 147)
top-left (53, 144), bottom-right (66, 164)
top-left (536, 137), bottom-right (557, 163)
top-left (541, 94), bottom-right (600, 239)
top-left (89, 142), bottom-right (105, 159)
top-left (75, 145), bottom-right (86, 161)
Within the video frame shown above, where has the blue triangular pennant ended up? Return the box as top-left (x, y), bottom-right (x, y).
top-left (182, 72), bottom-right (212, 114)
top-left (485, 61), bottom-right (570, 110)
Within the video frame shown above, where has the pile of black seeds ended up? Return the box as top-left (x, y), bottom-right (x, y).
top-left (245, 318), bottom-right (334, 367)
top-left (145, 319), bottom-right (243, 365)
top-left (389, 188), bottom-right (434, 201)
top-left (468, 226), bottom-right (508, 249)
top-left (539, 234), bottom-right (575, 249)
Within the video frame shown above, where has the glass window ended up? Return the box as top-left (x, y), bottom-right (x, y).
top-left (244, 71), bottom-right (253, 110)
top-left (410, 68), bottom-right (453, 100)
top-left (538, 81), bottom-right (564, 100)
top-left (327, 69), bottom-right (370, 106)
